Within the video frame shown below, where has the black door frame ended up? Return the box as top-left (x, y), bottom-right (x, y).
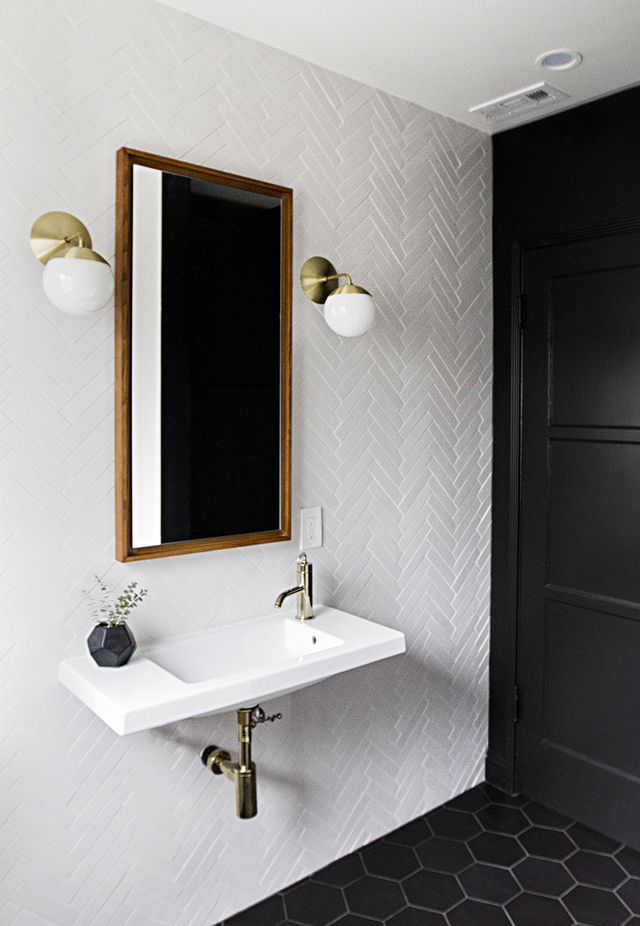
top-left (487, 215), bottom-right (640, 794)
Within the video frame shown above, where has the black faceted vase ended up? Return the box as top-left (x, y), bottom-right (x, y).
top-left (87, 622), bottom-right (137, 667)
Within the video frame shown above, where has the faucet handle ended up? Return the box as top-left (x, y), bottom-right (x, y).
top-left (250, 705), bottom-right (283, 727)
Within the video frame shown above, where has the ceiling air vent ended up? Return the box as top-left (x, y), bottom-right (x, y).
top-left (469, 83), bottom-right (569, 123)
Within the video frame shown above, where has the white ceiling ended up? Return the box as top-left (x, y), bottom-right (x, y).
top-left (158, 0), bottom-right (640, 133)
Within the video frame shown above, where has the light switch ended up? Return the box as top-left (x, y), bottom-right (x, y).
top-left (300, 506), bottom-right (322, 549)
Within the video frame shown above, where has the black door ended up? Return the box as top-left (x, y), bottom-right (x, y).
top-left (517, 228), bottom-right (640, 848)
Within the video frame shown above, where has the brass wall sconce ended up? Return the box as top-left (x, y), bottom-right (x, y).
top-left (300, 256), bottom-right (375, 337)
top-left (30, 211), bottom-right (114, 315)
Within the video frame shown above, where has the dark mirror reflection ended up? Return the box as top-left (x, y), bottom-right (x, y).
top-left (132, 168), bottom-right (283, 546)
top-left (160, 175), bottom-right (281, 542)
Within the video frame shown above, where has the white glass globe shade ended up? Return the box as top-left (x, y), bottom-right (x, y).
top-left (323, 292), bottom-right (375, 337)
top-left (42, 257), bottom-right (114, 315)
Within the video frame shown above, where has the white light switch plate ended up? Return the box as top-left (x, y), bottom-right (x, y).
top-left (300, 506), bottom-right (322, 549)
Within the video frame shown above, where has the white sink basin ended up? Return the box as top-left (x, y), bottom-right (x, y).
top-left (148, 617), bottom-right (342, 683)
top-left (59, 605), bottom-right (405, 734)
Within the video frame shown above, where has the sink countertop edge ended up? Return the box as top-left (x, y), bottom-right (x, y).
top-left (59, 605), bottom-right (406, 734)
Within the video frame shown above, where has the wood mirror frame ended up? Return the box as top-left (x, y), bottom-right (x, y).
top-left (114, 148), bottom-right (292, 562)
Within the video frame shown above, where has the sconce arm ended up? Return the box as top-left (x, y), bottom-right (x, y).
top-left (322, 271), bottom-right (353, 286)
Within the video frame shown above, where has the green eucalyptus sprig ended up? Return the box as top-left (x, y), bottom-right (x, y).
top-left (86, 575), bottom-right (148, 627)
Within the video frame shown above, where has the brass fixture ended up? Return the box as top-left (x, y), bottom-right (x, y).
top-left (300, 256), bottom-right (375, 337)
top-left (29, 211), bottom-right (114, 315)
top-left (299, 255), bottom-right (371, 304)
top-left (30, 211), bottom-right (109, 265)
top-left (201, 705), bottom-right (282, 819)
top-left (274, 552), bottom-right (313, 619)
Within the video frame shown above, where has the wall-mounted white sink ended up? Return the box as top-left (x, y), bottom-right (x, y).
top-left (59, 605), bottom-right (405, 734)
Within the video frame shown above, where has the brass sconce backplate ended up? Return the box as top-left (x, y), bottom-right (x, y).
top-left (300, 255), bottom-right (339, 304)
top-left (30, 211), bottom-right (92, 265)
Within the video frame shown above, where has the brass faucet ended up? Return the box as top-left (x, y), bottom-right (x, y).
top-left (201, 705), bottom-right (282, 819)
top-left (274, 552), bottom-right (313, 620)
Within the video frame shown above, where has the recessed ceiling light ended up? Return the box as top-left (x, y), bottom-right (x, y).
top-left (536, 49), bottom-right (583, 70)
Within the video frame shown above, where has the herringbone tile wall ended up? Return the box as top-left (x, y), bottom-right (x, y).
top-left (0, 1), bottom-right (492, 923)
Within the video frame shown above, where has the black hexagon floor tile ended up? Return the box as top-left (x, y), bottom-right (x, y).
top-left (312, 852), bottom-right (365, 887)
top-left (519, 826), bottom-right (576, 860)
top-left (384, 817), bottom-right (431, 847)
top-left (617, 846), bottom-right (640, 877)
top-left (216, 784), bottom-right (640, 926)
top-left (285, 881), bottom-right (346, 925)
top-left (564, 884), bottom-right (630, 926)
top-left (332, 916), bottom-right (378, 926)
top-left (458, 863), bottom-right (520, 904)
top-left (468, 831), bottom-right (526, 866)
top-left (566, 850), bottom-right (626, 888)
top-left (447, 899), bottom-right (512, 925)
top-left (387, 907), bottom-right (446, 925)
top-left (415, 836), bottom-right (473, 873)
top-left (617, 878), bottom-right (640, 914)
top-left (361, 840), bottom-right (419, 880)
top-left (225, 893), bottom-right (285, 925)
top-left (507, 892), bottom-right (573, 926)
top-left (476, 803), bottom-right (529, 835)
top-left (427, 807), bottom-right (481, 841)
top-left (403, 868), bottom-right (463, 911)
top-left (513, 856), bottom-right (575, 896)
top-left (344, 875), bottom-right (405, 919)
top-left (445, 787), bottom-right (490, 814)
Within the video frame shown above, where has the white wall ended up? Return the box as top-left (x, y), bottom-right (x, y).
top-left (0, 1), bottom-right (492, 923)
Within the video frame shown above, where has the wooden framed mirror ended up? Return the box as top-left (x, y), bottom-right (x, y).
top-left (115, 149), bottom-right (292, 561)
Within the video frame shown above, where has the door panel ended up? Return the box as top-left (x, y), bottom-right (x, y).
top-left (549, 440), bottom-right (640, 601)
top-left (517, 230), bottom-right (640, 848)
top-left (551, 266), bottom-right (640, 426)
top-left (544, 601), bottom-right (640, 779)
